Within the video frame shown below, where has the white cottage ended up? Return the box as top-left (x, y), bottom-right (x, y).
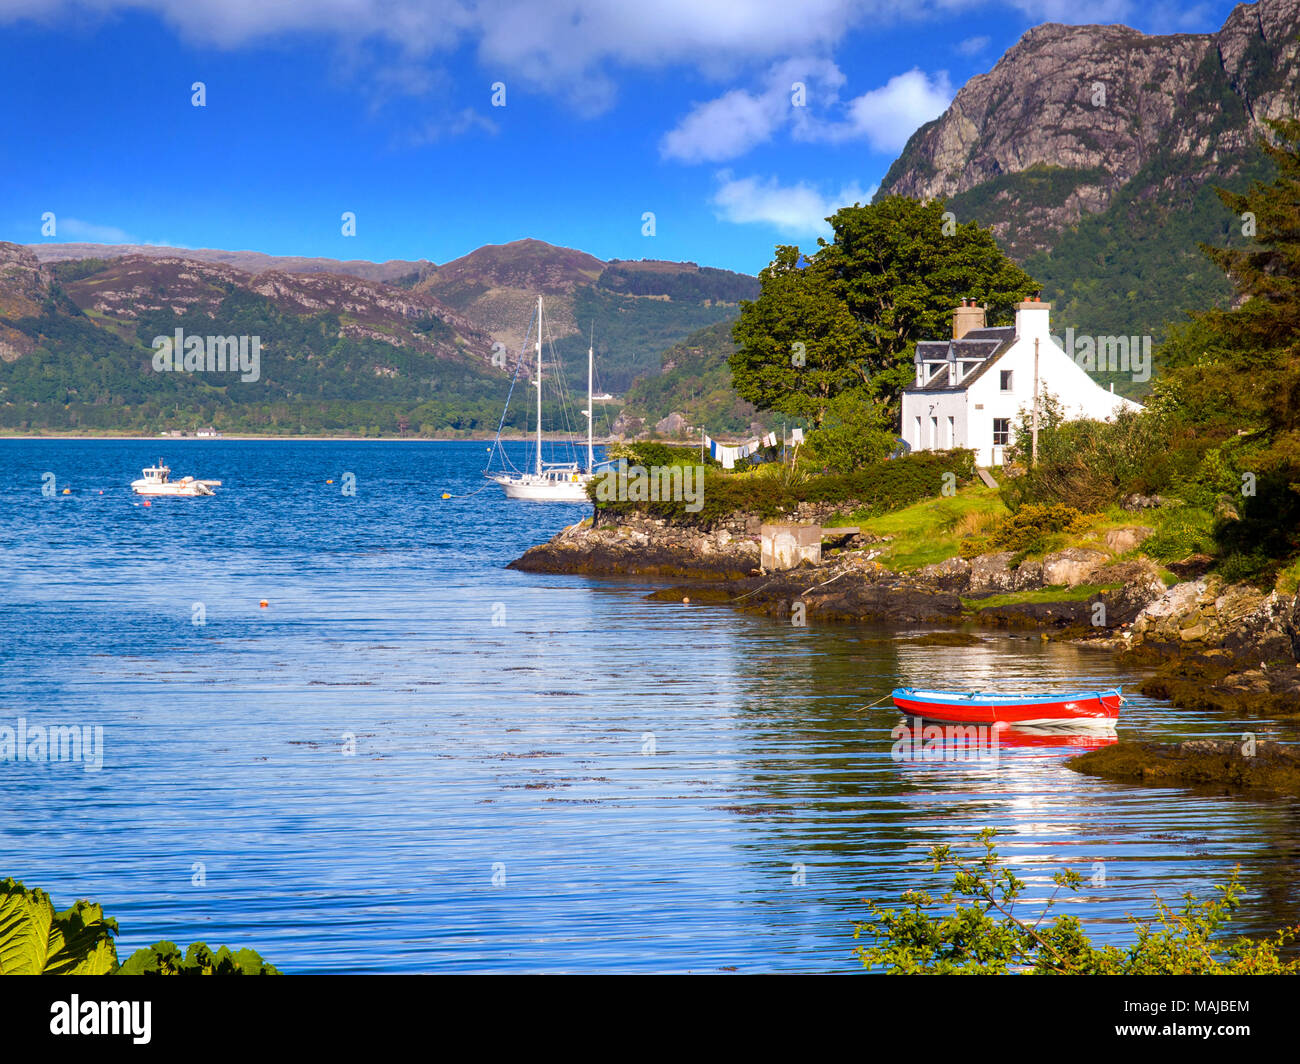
top-left (900, 298), bottom-right (1142, 467)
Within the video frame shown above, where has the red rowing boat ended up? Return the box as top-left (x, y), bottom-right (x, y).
top-left (890, 686), bottom-right (1123, 729)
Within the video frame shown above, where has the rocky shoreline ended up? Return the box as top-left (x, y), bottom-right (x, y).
top-left (511, 510), bottom-right (1300, 714)
top-left (1068, 740), bottom-right (1300, 797)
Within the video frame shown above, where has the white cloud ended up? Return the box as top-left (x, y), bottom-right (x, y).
top-left (660, 88), bottom-right (785, 164)
top-left (405, 108), bottom-right (499, 147)
top-left (662, 61), bottom-right (950, 163)
top-left (711, 171), bottom-right (874, 236)
top-left (798, 68), bottom-right (953, 153)
top-left (660, 58), bottom-right (845, 163)
top-left (1, 0), bottom-right (1226, 131)
top-left (0, 0), bottom-right (893, 112)
top-left (57, 218), bottom-right (137, 243)
top-left (955, 35), bottom-right (989, 56)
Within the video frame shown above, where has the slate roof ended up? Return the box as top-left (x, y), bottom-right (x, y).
top-left (960, 326), bottom-right (1015, 343)
top-left (906, 327), bottom-right (1015, 394)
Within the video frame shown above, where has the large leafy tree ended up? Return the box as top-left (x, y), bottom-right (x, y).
top-left (1152, 119), bottom-right (1300, 572)
top-left (1201, 118), bottom-right (1300, 358)
top-left (730, 197), bottom-right (1038, 426)
top-left (727, 246), bottom-right (870, 425)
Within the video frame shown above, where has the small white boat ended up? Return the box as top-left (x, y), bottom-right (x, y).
top-left (130, 460), bottom-right (222, 497)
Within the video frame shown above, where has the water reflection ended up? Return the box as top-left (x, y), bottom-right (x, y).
top-left (1, 439), bottom-right (1297, 971)
top-left (726, 618), bottom-right (1300, 961)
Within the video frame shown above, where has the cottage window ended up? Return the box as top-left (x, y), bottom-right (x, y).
top-left (992, 418), bottom-right (1011, 447)
top-left (1000, 370), bottom-right (1013, 391)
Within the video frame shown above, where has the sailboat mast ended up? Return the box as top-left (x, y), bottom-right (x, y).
top-left (535, 295), bottom-right (544, 478)
top-left (586, 325), bottom-right (594, 473)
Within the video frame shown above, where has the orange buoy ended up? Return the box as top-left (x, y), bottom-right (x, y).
top-left (142, 500), bottom-right (151, 507)
top-left (442, 493), bottom-right (451, 499)
top-left (682, 596), bottom-right (690, 605)
top-left (326, 479), bottom-right (334, 484)
top-left (259, 600), bottom-right (269, 608)
top-left (62, 488), bottom-right (71, 494)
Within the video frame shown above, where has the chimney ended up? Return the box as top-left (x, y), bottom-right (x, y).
top-left (952, 298), bottom-right (986, 340)
top-left (1015, 296), bottom-right (1051, 341)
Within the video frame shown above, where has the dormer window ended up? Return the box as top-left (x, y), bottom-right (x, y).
top-left (1000, 370), bottom-right (1013, 391)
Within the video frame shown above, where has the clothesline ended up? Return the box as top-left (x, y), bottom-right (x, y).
top-left (702, 428), bottom-right (804, 469)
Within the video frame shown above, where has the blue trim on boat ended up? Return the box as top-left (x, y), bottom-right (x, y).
top-left (892, 686), bottom-right (1121, 706)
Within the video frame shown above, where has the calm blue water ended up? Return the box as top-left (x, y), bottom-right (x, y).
top-left (2, 438), bottom-right (1297, 972)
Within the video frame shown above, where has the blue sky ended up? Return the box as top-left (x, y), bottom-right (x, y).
top-left (0, 0), bottom-right (1241, 274)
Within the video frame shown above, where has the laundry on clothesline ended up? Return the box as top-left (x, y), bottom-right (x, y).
top-left (704, 433), bottom-right (763, 470)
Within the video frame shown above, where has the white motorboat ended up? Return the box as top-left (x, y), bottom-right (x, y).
top-left (130, 460), bottom-right (222, 497)
top-left (485, 296), bottom-right (607, 502)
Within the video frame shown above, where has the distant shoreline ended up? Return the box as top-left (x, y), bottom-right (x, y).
top-left (0, 434), bottom-right (630, 443)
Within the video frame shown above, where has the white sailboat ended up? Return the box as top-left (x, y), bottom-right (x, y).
top-left (486, 296), bottom-right (600, 503)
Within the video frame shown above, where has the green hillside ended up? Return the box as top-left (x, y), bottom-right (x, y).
top-left (0, 278), bottom-right (513, 436)
top-left (551, 286), bottom-right (744, 395)
top-left (1020, 152), bottom-right (1273, 346)
top-left (619, 319), bottom-right (771, 436)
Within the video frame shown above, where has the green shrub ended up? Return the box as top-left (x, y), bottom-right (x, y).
top-left (0, 879), bottom-right (118, 975)
top-left (800, 389), bottom-right (896, 473)
top-left (993, 504), bottom-right (1091, 549)
top-left (1003, 406), bottom-right (1172, 512)
top-left (0, 877), bottom-right (277, 975)
top-left (591, 449), bottom-right (975, 526)
top-left (959, 503), bottom-right (1091, 557)
top-left (605, 441), bottom-right (709, 468)
top-left (119, 941), bottom-right (280, 976)
top-left (855, 829), bottom-right (1300, 974)
top-left (1142, 507), bottom-right (1216, 562)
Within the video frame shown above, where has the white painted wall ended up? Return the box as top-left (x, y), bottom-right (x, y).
top-left (901, 302), bottom-right (1143, 466)
top-left (902, 390), bottom-right (966, 456)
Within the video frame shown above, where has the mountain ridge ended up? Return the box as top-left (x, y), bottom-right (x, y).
top-left (0, 237), bottom-right (758, 435)
top-left (875, 0), bottom-right (1300, 342)
top-left (879, 0), bottom-right (1300, 256)
top-left (27, 243), bottom-right (434, 284)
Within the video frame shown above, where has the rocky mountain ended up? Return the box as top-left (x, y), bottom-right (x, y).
top-left (28, 243), bottom-right (433, 284)
top-left (878, 0), bottom-right (1300, 338)
top-left (416, 238), bottom-right (606, 353)
top-left (53, 252), bottom-right (490, 362)
top-left (882, 0), bottom-right (1300, 255)
top-left (416, 239), bottom-right (756, 392)
top-left (0, 243), bottom-right (49, 361)
top-left (0, 237), bottom-right (757, 435)
top-left (0, 240), bottom-right (511, 435)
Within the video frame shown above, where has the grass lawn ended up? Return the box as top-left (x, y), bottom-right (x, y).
top-left (961, 583), bottom-right (1123, 611)
top-left (837, 483), bottom-right (1009, 570)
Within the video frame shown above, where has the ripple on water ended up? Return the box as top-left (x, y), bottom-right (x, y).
top-left (1, 439), bottom-right (1298, 972)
